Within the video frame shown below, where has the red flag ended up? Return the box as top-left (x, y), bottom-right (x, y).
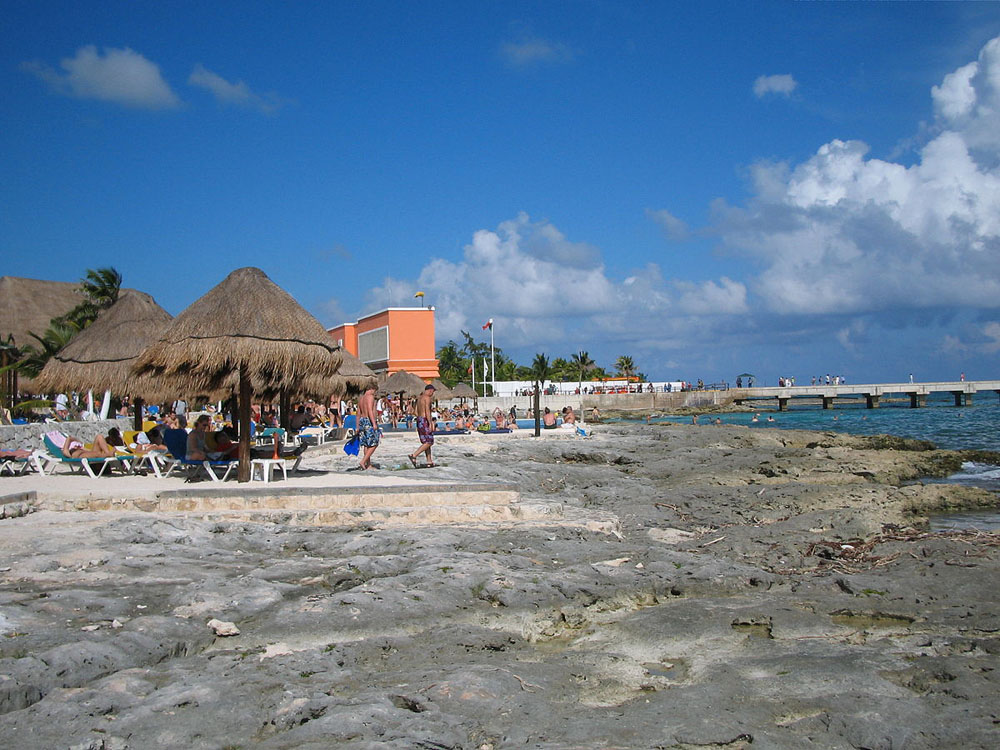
top-left (482, 318), bottom-right (493, 330)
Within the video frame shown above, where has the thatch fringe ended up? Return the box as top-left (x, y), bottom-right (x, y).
top-left (132, 267), bottom-right (342, 394)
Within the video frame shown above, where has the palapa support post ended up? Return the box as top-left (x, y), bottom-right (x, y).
top-left (238, 364), bottom-right (252, 483)
top-left (533, 385), bottom-right (541, 437)
top-left (279, 390), bottom-right (291, 430)
top-left (133, 397), bottom-right (144, 432)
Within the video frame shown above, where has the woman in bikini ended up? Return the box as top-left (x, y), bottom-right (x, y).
top-left (60, 434), bottom-right (116, 459)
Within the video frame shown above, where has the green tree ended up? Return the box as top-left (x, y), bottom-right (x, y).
top-left (549, 357), bottom-right (572, 382)
top-left (571, 350), bottom-right (595, 391)
top-left (17, 266), bottom-right (123, 381)
top-left (615, 355), bottom-right (636, 381)
top-left (56, 267), bottom-right (123, 330)
top-left (16, 320), bottom-right (80, 378)
top-left (528, 353), bottom-right (551, 436)
top-left (529, 353), bottom-right (551, 391)
top-left (435, 341), bottom-right (466, 387)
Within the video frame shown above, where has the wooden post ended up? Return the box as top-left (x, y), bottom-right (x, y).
top-left (533, 384), bottom-right (541, 437)
top-left (133, 397), bottom-right (144, 431)
top-left (238, 364), bottom-right (252, 483)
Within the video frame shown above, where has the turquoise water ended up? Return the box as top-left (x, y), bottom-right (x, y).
top-left (646, 392), bottom-right (1000, 451)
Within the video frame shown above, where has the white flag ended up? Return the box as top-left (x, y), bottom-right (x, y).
top-left (482, 357), bottom-right (489, 376)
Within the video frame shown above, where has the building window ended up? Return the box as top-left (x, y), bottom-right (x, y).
top-left (358, 326), bottom-right (389, 365)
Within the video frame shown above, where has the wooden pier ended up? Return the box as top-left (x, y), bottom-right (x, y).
top-left (732, 380), bottom-right (1000, 411)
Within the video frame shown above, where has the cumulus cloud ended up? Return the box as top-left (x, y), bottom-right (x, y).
top-left (753, 74), bottom-right (797, 98)
top-left (354, 213), bottom-right (746, 353)
top-left (983, 321), bottom-right (1000, 353)
top-left (21, 45), bottom-right (180, 109)
top-left (646, 208), bottom-right (690, 241)
top-left (188, 64), bottom-right (287, 113)
top-left (500, 35), bottom-right (574, 66)
top-left (715, 34), bottom-right (1000, 320)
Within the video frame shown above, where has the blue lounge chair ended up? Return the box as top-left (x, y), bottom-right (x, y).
top-left (160, 429), bottom-right (236, 482)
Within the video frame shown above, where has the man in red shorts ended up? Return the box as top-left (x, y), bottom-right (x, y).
top-left (408, 383), bottom-right (436, 468)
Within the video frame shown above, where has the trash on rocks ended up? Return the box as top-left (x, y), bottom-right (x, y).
top-left (207, 618), bottom-right (240, 636)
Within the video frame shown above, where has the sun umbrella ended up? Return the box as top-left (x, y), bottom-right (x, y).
top-left (379, 370), bottom-right (427, 398)
top-left (430, 378), bottom-right (454, 400)
top-left (132, 267), bottom-right (343, 482)
top-left (35, 290), bottom-right (173, 429)
top-left (450, 382), bottom-right (477, 406)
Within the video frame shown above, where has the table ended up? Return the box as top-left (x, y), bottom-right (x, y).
top-left (251, 457), bottom-right (288, 483)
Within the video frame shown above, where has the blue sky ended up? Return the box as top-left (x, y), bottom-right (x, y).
top-left (4, 1), bottom-right (1000, 385)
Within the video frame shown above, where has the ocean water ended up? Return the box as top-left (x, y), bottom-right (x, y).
top-left (653, 392), bottom-right (1000, 451)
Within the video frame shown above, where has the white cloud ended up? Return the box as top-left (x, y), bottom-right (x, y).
top-left (646, 208), bottom-right (690, 241)
top-left (500, 36), bottom-right (574, 66)
top-left (188, 64), bottom-right (286, 114)
top-left (22, 45), bottom-right (180, 109)
top-left (753, 74), bottom-right (797, 98)
top-left (352, 213), bottom-right (746, 354)
top-left (715, 34), bottom-right (1000, 318)
top-left (983, 321), bottom-right (1000, 353)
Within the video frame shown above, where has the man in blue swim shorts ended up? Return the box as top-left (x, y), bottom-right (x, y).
top-left (357, 384), bottom-right (381, 470)
top-left (408, 383), bottom-right (436, 468)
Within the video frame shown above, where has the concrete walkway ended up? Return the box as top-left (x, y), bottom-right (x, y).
top-left (0, 433), bottom-right (563, 526)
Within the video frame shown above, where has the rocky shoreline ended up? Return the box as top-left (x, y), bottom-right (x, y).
top-left (1, 423), bottom-right (998, 749)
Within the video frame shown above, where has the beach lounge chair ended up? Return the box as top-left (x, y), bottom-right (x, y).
top-left (0, 449), bottom-right (41, 476)
top-left (160, 428), bottom-right (236, 482)
top-left (38, 433), bottom-right (125, 478)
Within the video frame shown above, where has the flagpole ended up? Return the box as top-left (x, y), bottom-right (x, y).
top-left (490, 321), bottom-right (495, 398)
top-left (472, 357), bottom-right (476, 397)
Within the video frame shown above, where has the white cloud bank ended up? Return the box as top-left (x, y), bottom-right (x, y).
top-left (362, 213), bottom-right (746, 350)
top-left (188, 64), bottom-right (286, 113)
top-left (22, 45), bottom-right (180, 109)
top-left (717, 36), bottom-right (1000, 322)
top-left (352, 36), bottom-right (1000, 369)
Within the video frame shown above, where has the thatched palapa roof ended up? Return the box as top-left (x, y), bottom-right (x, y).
top-left (450, 382), bottom-right (477, 399)
top-left (379, 370), bottom-right (427, 398)
top-left (430, 378), bottom-right (454, 400)
top-left (0, 276), bottom-right (85, 349)
top-left (132, 267), bottom-right (343, 394)
top-left (35, 291), bottom-right (173, 396)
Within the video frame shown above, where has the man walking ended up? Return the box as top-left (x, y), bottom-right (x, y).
top-left (408, 383), bottom-right (436, 468)
top-left (357, 384), bottom-right (381, 470)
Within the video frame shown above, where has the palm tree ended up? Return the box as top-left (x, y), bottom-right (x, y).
top-left (17, 321), bottom-right (80, 378)
top-left (529, 353), bottom-right (551, 437)
top-left (615, 355), bottom-right (636, 381)
top-left (571, 350), bottom-right (595, 392)
top-left (530, 353), bottom-right (551, 390)
top-left (79, 267), bottom-right (123, 309)
top-left (55, 266), bottom-right (123, 330)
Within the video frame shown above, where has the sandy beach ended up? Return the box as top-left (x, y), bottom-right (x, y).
top-left (1, 423), bottom-right (999, 749)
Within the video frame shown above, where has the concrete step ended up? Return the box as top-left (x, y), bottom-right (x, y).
top-left (31, 482), bottom-right (519, 514)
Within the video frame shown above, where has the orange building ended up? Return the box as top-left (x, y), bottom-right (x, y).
top-left (328, 307), bottom-right (440, 380)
